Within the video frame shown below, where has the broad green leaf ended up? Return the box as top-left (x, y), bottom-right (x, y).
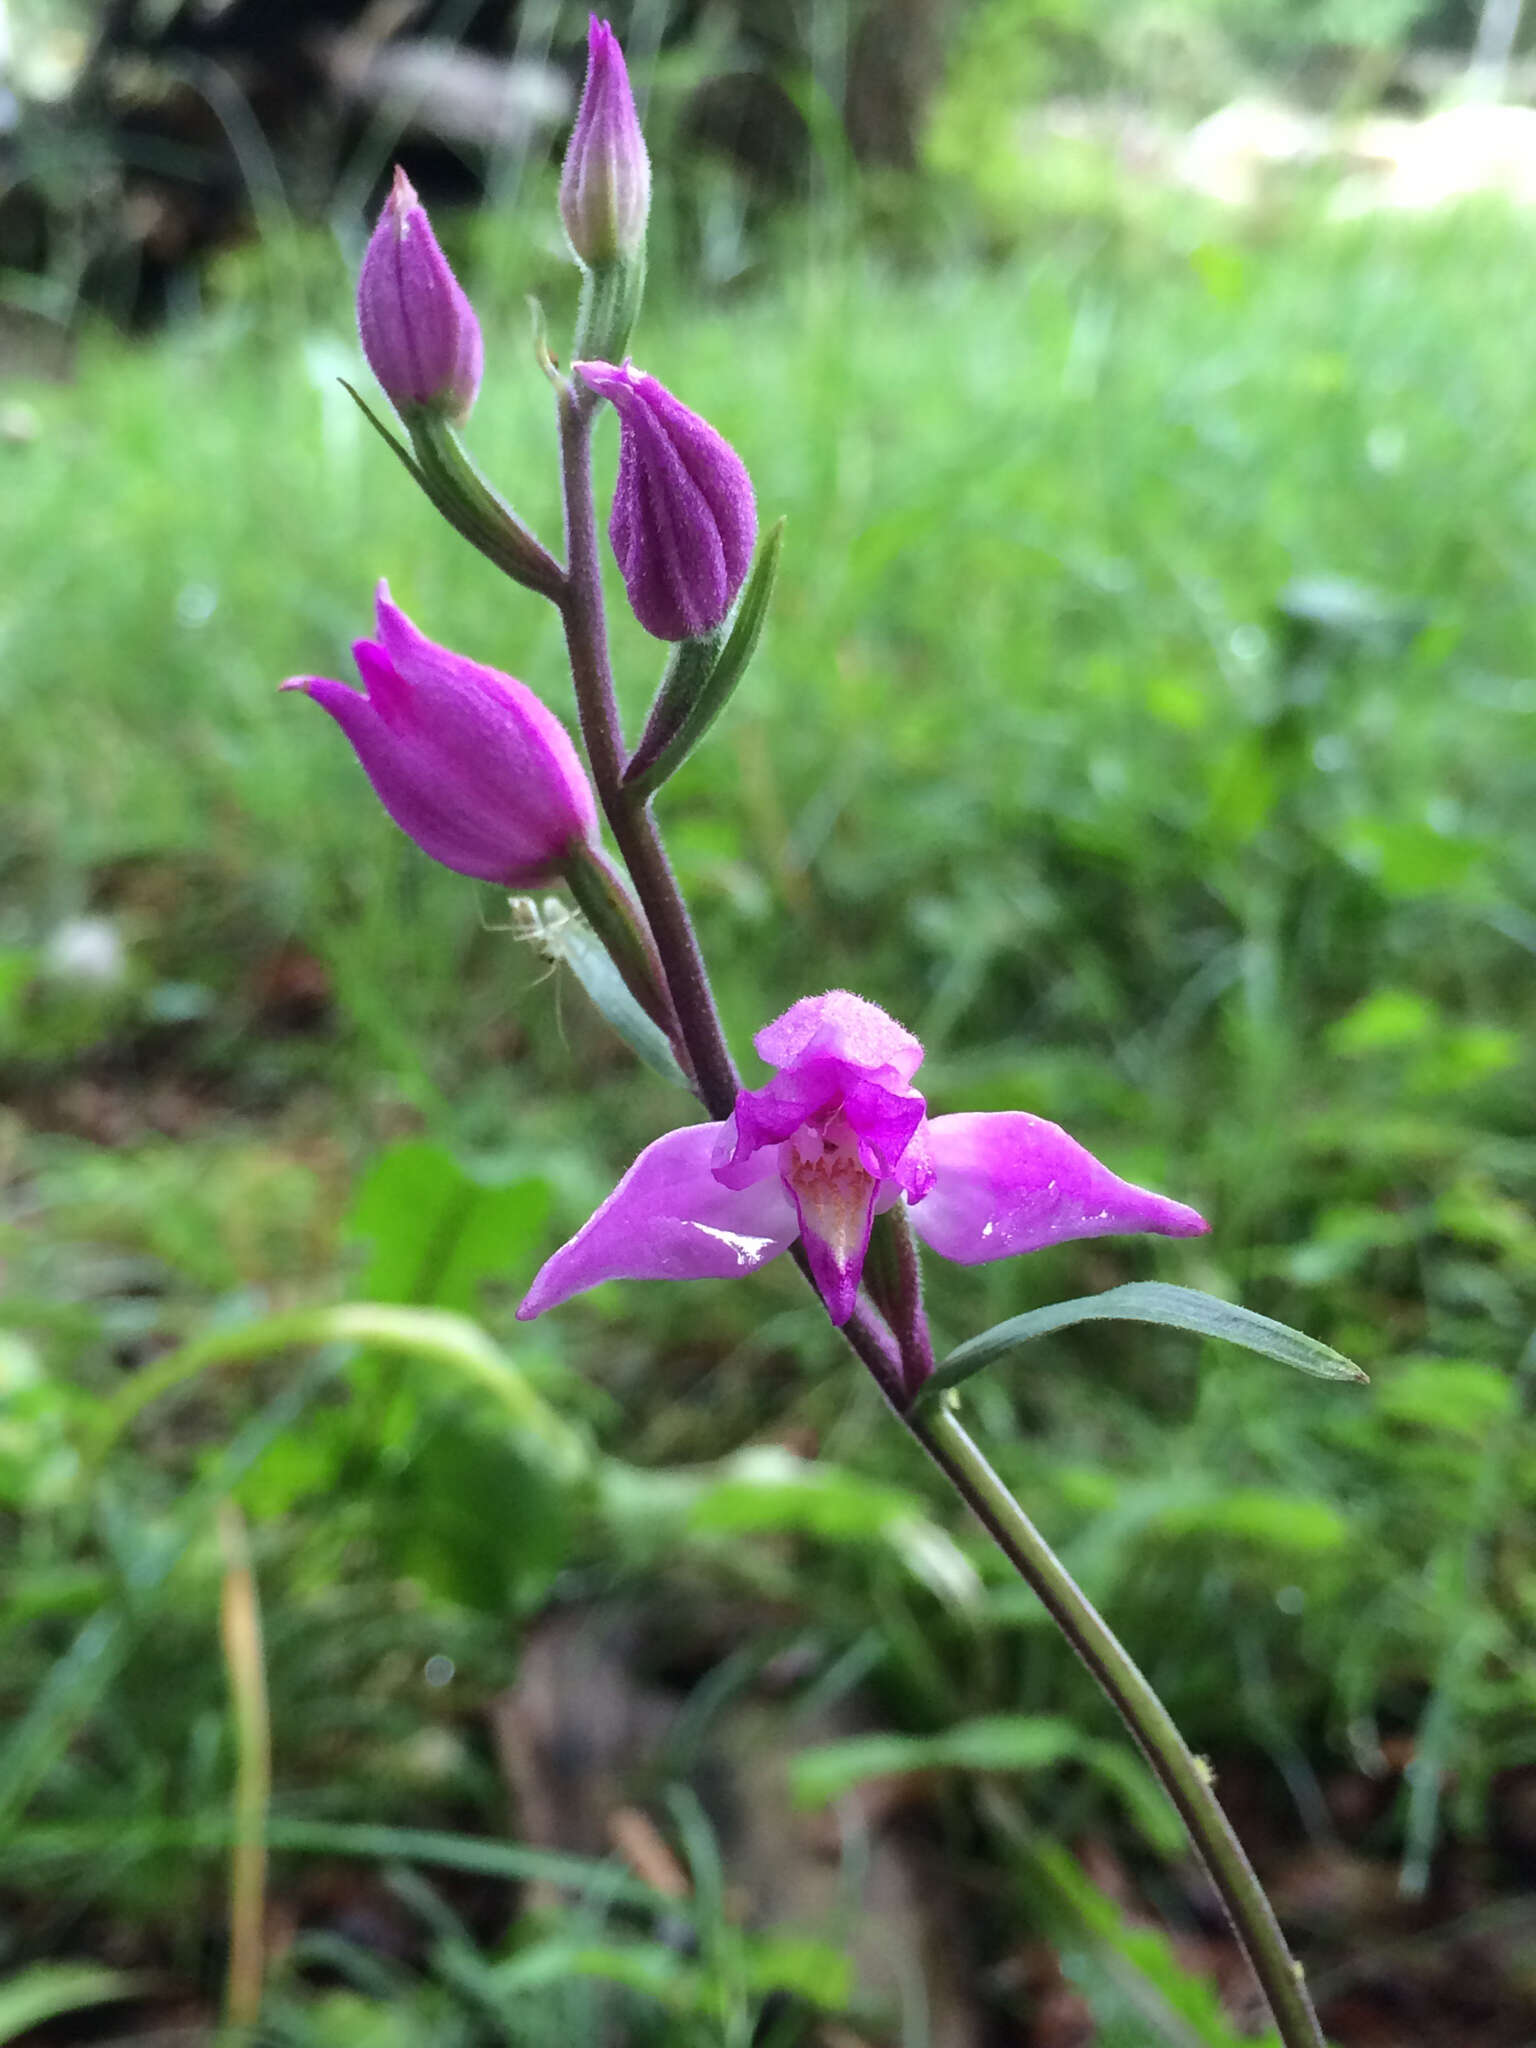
top-left (378, 1412), bottom-right (574, 1611)
top-left (1154, 1490), bottom-right (1349, 1555)
top-left (738, 1932), bottom-right (853, 2008)
top-left (925, 1282), bottom-right (1366, 1400)
top-left (674, 1444), bottom-right (980, 1603)
top-left (0, 1964), bottom-right (153, 2041)
top-left (345, 1143), bottom-right (550, 1311)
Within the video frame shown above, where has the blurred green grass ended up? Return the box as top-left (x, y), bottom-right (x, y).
top-left (3, 187), bottom-right (1536, 2040)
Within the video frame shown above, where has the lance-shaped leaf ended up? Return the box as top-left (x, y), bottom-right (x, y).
top-left (511, 894), bottom-right (691, 1091)
top-left (340, 382), bottom-right (565, 601)
top-left (921, 1281), bottom-right (1367, 1402)
top-left (624, 519), bottom-right (785, 799)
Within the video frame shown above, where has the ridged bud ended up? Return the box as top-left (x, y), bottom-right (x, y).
top-left (576, 359), bottom-right (757, 642)
top-left (357, 168), bottom-right (483, 426)
top-left (560, 17), bottom-right (651, 267)
top-left (283, 584), bottom-right (596, 885)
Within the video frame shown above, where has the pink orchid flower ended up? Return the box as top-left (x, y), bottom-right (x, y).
top-left (519, 990), bottom-right (1207, 1328)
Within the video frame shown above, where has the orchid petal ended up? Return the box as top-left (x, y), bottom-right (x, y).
top-left (909, 1113), bottom-right (1209, 1265)
top-left (518, 1123), bottom-right (798, 1319)
top-left (754, 990), bottom-right (923, 1085)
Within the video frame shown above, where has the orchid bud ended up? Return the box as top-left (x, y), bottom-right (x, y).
top-left (560, 16), bottom-right (651, 268)
top-left (357, 168), bottom-right (483, 426)
top-left (283, 583), bottom-right (597, 885)
top-left (575, 359), bottom-right (757, 642)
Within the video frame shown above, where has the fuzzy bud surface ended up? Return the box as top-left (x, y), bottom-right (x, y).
top-left (576, 358), bottom-right (757, 642)
top-left (357, 168), bottom-right (483, 425)
top-left (560, 16), bottom-right (651, 266)
top-left (283, 583), bottom-right (597, 885)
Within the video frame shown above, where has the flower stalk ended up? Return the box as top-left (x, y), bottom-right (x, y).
top-left (907, 1402), bottom-right (1326, 2048)
top-left (555, 378), bottom-right (740, 1116)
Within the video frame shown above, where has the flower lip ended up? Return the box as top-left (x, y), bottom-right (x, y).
top-left (283, 580), bottom-right (596, 885)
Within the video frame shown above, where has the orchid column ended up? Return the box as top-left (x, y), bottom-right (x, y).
top-left (278, 20), bottom-right (1367, 2046)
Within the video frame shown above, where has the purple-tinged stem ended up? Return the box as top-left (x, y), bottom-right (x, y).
top-left (556, 381), bottom-right (739, 1118)
top-left (554, 381), bottom-right (907, 1401)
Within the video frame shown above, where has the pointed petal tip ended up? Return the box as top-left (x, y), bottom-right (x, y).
top-left (1165, 1201), bottom-right (1211, 1238)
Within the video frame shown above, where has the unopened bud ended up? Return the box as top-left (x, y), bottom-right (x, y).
top-left (560, 17), bottom-right (650, 267)
top-left (357, 168), bottom-right (483, 426)
top-left (576, 359), bottom-right (756, 642)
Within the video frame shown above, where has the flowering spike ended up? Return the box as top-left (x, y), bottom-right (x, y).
top-left (282, 583), bottom-right (596, 885)
top-left (576, 360), bottom-right (757, 642)
top-left (519, 990), bottom-right (1207, 1330)
top-left (560, 16), bottom-right (651, 268)
top-left (357, 168), bottom-right (483, 425)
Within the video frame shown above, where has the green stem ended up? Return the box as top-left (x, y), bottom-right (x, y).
top-left (906, 1402), bottom-right (1326, 2048)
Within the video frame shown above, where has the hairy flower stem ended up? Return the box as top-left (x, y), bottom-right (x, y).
top-left (556, 382), bottom-right (739, 1116)
top-left (555, 383), bottom-right (907, 1399)
top-left (907, 1403), bottom-right (1326, 2048)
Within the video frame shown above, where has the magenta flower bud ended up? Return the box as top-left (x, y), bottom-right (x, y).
top-left (520, 990), bottom-right (1209, 1329)
top-left (357, 167), bottom-right (483, 425)
top-left (283, 583), bottom-right (598, 885)
top-left (560, 16), bottom-right (651, 266)
top-left (576, 359), bottom-right (757, 642)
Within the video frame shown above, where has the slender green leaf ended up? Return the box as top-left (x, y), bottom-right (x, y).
top-left (94, 1303), bottom-right (587, 1481)
top-left (794, 1715), bottom-right (1083, 1803)
top-left (0, 1358), bottom-right (339, 1830)
top-left (925, 1282), bottom-right (1367, 1400)
top-left (626, 519), bottom-right (785, 798)
top-left (9, 1818), bottom-right (662, 1908)
top-left (1023, 1835), bottom-right (1282, 2048)
top-left (0, 1964), bottom-right (153, 2041)
top-left (554, 915), bottom-right (694, 1088)
top-left (792, 1715), bottom-right (1178, 1851)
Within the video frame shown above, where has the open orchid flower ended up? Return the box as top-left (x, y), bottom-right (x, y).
top-left (519, 990), bottom-right (1208, 1328)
